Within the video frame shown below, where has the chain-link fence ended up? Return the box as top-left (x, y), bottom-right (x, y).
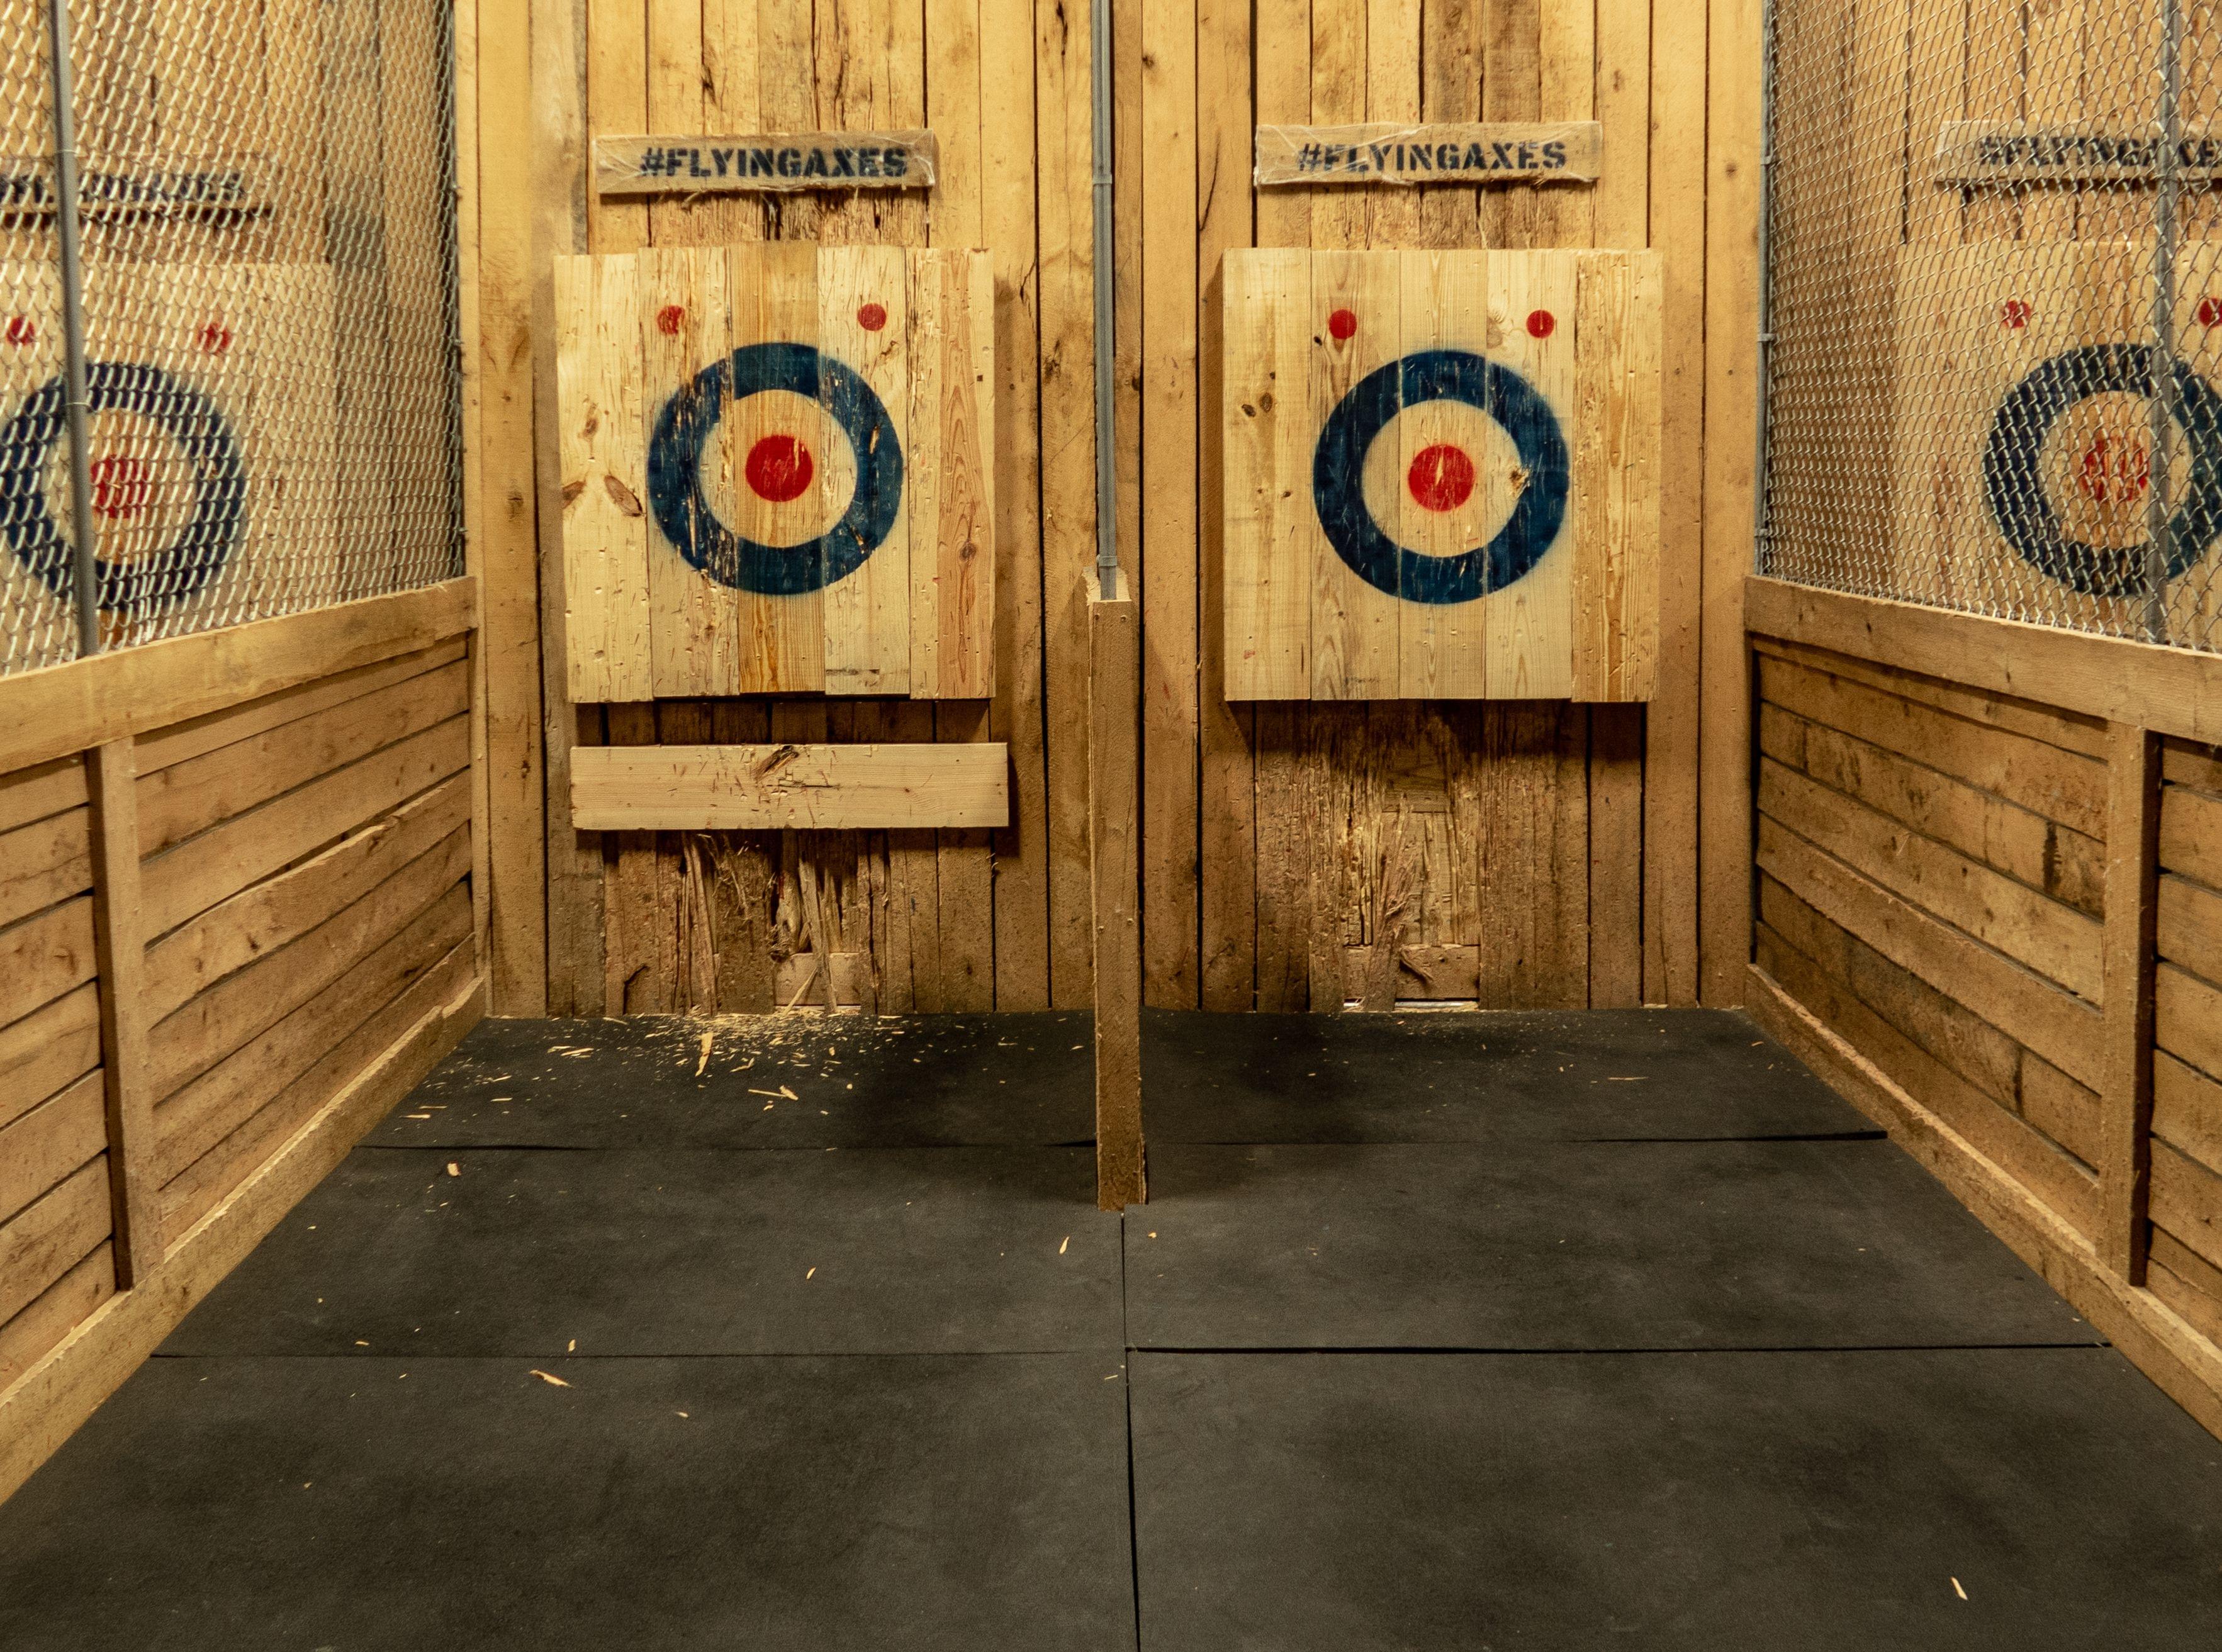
top-left (0, 0), bottom-right (462, 677)
top-left (1761, 0), bottom-right (2222, 652)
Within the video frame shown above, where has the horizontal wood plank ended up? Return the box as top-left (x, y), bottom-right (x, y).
top-left (160, 940), bottom-right (477, 1246)
top-left (0, 757), bottom-right (87, 838)
top-left (0, 807), bottom-right (92, 931)
top-left (1746, 577), bottom-right (2222, 745)
top-left (2156, 1049), bottom-right (2222, 1177)
top-left (0, 896), bottom-right (97, 1032)
top-left (1756, 813), bottom-right (2105, 1088)
top-left (2157, 962), bottom-right (2222, 1083)
top-left (140, 716), bottom-right (470, 939)
top-left (0, 984), bottom-right (101, 1135)
top-left (0, 1242), bottom-right (113, 1392)
top-left (149, 830), bottom-right (473, 1105)
top-left (1752, 634), bottom-right (2107, 758)
top-left (156, 883), bottom-right (472, 1184)
top-left (137, 661), bottom-right (470, 857)
top-left (0, 1073), bottom-right (107, 1227)
top-left (2162, 782), bottom-right (2222, 893)
top-left (143, 774), bottom-right (472, 1024)
top-left (0, 581), bottom-right (475, 775)
top-left (133, 639), bottom-right (469, 779)
top-left (1758, 654), bottom-right (2107, 838)
top-left (570, 744), bottom-right (1011, 830)
top-left (0, 1157), bottom-right (110, 1329)
top-left (1759, 702), bottom-right (2103, 915)
top-left (2152, 1139), bottom-right (2222, 1272)
top-left (1759, 759), bottom-right (2104, 1000)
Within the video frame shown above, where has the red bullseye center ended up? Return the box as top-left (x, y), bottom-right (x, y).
top-left (745, 433), bottom-right (815, 503)
top-left (90, 453), bottom-right (151, 520)
top-left (1407, 442), bottom-right (1476, 513)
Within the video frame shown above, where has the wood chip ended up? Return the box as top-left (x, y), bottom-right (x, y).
top-left (696, 1032), bottom-right (713, 1077)
top-left (1951, 1578), bottom-right (1967, 1600)
top-left (1058, 1236), bottom-right (1070, 1254)
top-left (446, 1162), bottom-right (461, 1177)
top-left (529, 1369), bottom-right (571, 1388)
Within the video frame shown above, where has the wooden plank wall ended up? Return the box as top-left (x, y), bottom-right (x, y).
top-left (0, 586), bottom-right (488, 1504)
top-left (511, 0), bottom-right (1063, 1018)
top-left (1745, 578), bottom-right (2222, 1437)
top-left (474, 0), bottom-right (1727, 1017)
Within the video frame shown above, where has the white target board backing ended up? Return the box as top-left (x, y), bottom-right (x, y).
top-left (554, 243), bottom-right (996, 701)
top-left (1220, 247), bottom-right (1661, 701)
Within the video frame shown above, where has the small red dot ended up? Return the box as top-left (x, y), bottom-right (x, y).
top-left (198, 319), bottom-right (232, 354)
top-left (1525, 309), bottom-right (1556, 339)
top-left (858, 301), bottom-right (888, 332)
top-left (2199, 297), bottom-right (2222, 328)
top-left (1327, 308), bottom-right (1358, 341)
top-left (656, 304), bottom-right (686, 335)
top-left (2000, 299), bottom-right (2031, 330)
top-left (4, 315), bottom-right (33, 346)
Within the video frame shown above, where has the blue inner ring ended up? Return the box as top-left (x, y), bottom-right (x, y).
top-left (1312, 348), bottom-right (1570, 607)
top-left (0, 361), bottom-right (246, 616)
top-left (646, 340), bottom-right (903, 597)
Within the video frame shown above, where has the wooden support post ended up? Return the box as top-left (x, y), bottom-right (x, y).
top-left (2101, 719), bottom-right (2162, 1282)
top-left (1090, 575), bottom-right (1144, 1210)
top-left (86, 740), bottom-right (158, 1288)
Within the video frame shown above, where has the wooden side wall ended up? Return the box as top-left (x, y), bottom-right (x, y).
top-left (473, 0), bottom-right (1754, 1016)
top-left (1745, 577), bottom-right (2222, 1439)
top-left (0, 586), bottom-right (488, 1504)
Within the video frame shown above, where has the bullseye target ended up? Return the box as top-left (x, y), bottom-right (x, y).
top-left (647, 340), bottom-right (902, 598)
top-left (1221, 247), bottom-right (1662, 702)
top-left (1314, 348), bottom-right (1570, 606)
top-left (1980, 343), bottom-right (2222, 598)
top-left (556, 244), bottom-right (996, 700)
top-left (0, 360), bottom-right (246, 617)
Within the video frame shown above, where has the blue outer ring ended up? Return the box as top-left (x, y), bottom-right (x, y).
top-left (0, 361), bottom-right (246, 615)
top-left (1312, 348), bottom-right (1570, 606)
top-left (1981, 342), bottom-right (2222, 598)
top-left (646, 340), bottom-right (902, 596)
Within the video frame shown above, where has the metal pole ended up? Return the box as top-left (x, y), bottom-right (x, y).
top-left (44, 0), bottom-right (101, 657)
top-left (1091, 0), bottom-right (1118, 600)
top-left (2146, 0), bottom-right (2182, 645)
top-left (1752, 0), bottom-right (1777, 576)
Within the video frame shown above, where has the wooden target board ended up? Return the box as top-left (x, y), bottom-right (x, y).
top-left (554, 243), bottom-right (996, 701)
top-left (0, 262), bottom-right (339, 648)
top-left (1892, 242), bottom-right (2222, 640)
top-left (1220, 247), bottom-right (1661, 701)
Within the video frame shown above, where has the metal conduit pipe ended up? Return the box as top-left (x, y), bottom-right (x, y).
top-left (45, 0), bottom-right (103, 658)
top-left (1091, 0), bottom-right (1118, 599)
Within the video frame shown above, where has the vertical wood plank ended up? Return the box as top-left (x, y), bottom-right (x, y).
top-left (1223, 250), bottom-right (1314, 698)
top-left (1644, 0), bottom-right (1705, 1005)
top-left (89, 742), bottom-right (155, 1287)
top-left (1397, 248), bottom-right (1492, 698)
top-left (1483, 249), bottom-right (1578, 698)
top-left (555, 252), bottom-right (653, 702)
top-left (1198, 0), bottom-right (1259, 1009)
top-left (1092, 581), bottom-right (1145, 1208)
top-left (2102, 720), bottom-right (2162, 1281)
top-left (1572, 250), bottom-right (1663, 700)
top-left (819, 243), bottom-right (912, 694)
top-left (1038, 0), bottom-right (1099, 1008)
top-left (1700, 0), bottom-right (1760, 1003)
top-left (1308, 251), bottom-right (1403, 699)
top-left (727, 241), bottom-right (828, 692)
top-left (984, 0), bottom-right (1052, 1009)
top-left (641, 246), bottom-right (743, 695)
top-left (1141, 0), bottom-right (1203, 1005)
top-left (905, 250), bottom-right (996, 700)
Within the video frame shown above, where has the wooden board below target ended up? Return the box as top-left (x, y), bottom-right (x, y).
top-left (0, 262), bottom-right (339, 652)
top-left (1891, 242), bottom-right (2222, 642)
top-left (1218, 247), bottom-right (1661, 701)
top-left (554, 243), bottom-right (996, 701)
